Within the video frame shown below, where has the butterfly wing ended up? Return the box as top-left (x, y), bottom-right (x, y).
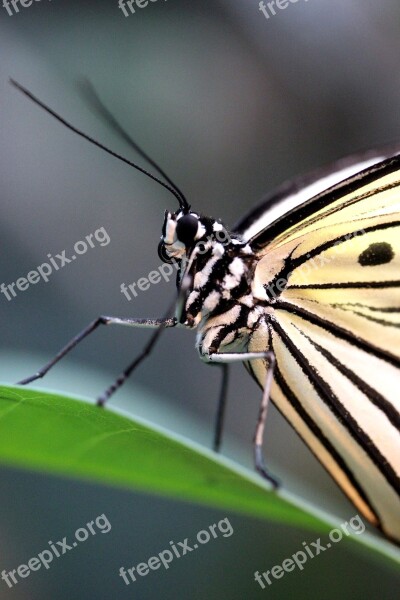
top-left (234, 144), bottom-right (400, 242)
top-left (239, 151), bottom-right (400, 543)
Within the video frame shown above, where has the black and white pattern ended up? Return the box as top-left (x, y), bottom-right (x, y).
top-left (13, 80), bottom-right (400, 544)
top-left (158, 148), bottom-right (400, 543)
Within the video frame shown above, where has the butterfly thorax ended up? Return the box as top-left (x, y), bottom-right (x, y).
top-left (185, 238), bottom-right (264, 355)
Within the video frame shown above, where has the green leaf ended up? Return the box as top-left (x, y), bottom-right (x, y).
top-left (0, 384), bottom-right (398, 565)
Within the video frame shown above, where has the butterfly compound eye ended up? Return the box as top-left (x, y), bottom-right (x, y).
top-left (176, 214), bottom-right (199, 246)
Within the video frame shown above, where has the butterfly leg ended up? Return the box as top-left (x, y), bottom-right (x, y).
top-left (253, 352), bottom-right (279, 488)
top-left (205, 350), bottom-right (279, 488)
top-left (18, 274), bottom-right (192, 404)
top-left (95, 316), bottom-right (175, 406)
top-left (213, 363), bottom-right (229, 453)
top-left (17, 315), bottom-right (177, 393)
top-left (96, 275), bottom-right (194, 405)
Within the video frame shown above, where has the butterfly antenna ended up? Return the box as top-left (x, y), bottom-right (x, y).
top-left (9, 79), bottom-right (189, 212)
top-left (78, 78), bottom-right (189, 212)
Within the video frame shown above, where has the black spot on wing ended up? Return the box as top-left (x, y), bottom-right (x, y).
top-left (359, 242), bottom-right (395, 266)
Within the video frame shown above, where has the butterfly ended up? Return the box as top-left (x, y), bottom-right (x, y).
top-left (10, 80), bottom-right (400, 545)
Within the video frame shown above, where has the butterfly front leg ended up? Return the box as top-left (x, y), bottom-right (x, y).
top-left (18, 273), bottom-right (193, 404)
top-left (198, 327), bottom-right (279, 488)
top-left (17, 314), bottom-right (177, 405)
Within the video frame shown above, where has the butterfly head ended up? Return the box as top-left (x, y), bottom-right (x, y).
top-left (158, 209), bottom-right (252, 327)
top-left (158, 210), bottom-right (200, 263)
top-left (158, 209), bottom-right (233, 265)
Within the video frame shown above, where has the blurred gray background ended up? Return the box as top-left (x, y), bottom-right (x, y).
top-left (1, 0), bottom-right (400, 598)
